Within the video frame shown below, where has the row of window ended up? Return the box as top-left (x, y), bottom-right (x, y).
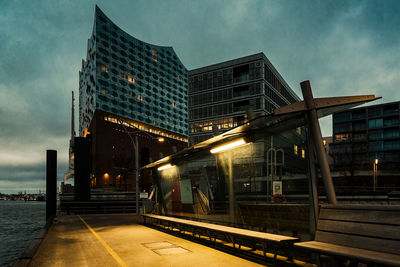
top-left (101, 104), bottom-right (186, 134)
top-left (334, 129), bottom-right (400, 142)
top-left (189, 103), bottom-right (233, 120)
top-left (96, 52), bottom-right (185, 87)
top-left (332, 140), bottom-right (400, 153)
top-left (264, 65), bottom-right (297, 104)
top-left (189, 118), bottom-right (236, 133)
top-left (95, 13), bottom-right (184, 72)
top-left (189, 62), bottom-right (262, 92)
top-left (264, 85), bottom-right (289, 107)
top-left (97, 44), bottom-right (184, 78)
top-left (189, 83), bottom-right (262, 106)
top-left (334, 104), bottom-right (400, 122)
top-left (334, 151), bottom-right (400, 163)
top-left (334, 118), bottom-right (400, 133)
top-left (103, 115), bottom-right (187, 142)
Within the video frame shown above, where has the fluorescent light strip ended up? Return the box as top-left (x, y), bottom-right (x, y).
top-left (157, 163), bottom-right (172, 171)
top-left (210, 139), bottom-right (246, 154)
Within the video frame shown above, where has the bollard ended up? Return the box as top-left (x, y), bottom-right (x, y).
top-left (46, 150), bottom-right (57, 221)
top-left (74, 137), bottom-right (91, 201)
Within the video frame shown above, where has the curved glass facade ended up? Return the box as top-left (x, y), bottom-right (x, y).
top-left (79, 6), bottom-right (188, 136)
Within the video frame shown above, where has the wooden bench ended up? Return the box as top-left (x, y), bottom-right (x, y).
top-left (294, 204), bottom-right (400, 266)
top-left (143, 214), bottom-right (299, 260)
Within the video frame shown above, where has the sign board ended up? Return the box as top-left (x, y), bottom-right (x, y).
top-left (272, 181), bottom-right (282, 195)
top-left (140, 192), bottom-right (149, 199)
top-left (179, 179), bottom-right (193, 204)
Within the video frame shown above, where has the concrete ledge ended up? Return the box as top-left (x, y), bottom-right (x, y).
top-left (13, 217), bottom-right (54, 267)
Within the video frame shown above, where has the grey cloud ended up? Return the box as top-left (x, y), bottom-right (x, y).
top-left (1, 0), bottom-right (399, 192)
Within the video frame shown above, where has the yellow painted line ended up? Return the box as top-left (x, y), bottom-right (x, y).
top-left (77, 215), bottom-right (127, 267)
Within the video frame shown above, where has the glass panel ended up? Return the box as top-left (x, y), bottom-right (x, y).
top-left (368, 130), bottom-right (382, 140)
top-left (155, 128), bottom-right (309, 236)
top-left (352, 110), bottom-right (366, 119)
top-left (334, 111), bottom-right (351, 122)
top-left (368, 107), bottom-right (382, 117)
top-left (353, 122), bottom-right (366, 131)
top-left (383, 118), bottom-right (399, 127)
top-left (334, 122), bottom-right (352, 133)
top-left (368, 119), bottom-right (383, 128)
top-left (384, 129), bottom-right (399, 138)
top-left (383, 104), bottom-right (399, 115)
top-left (369, 141), bottom-right (383, 151)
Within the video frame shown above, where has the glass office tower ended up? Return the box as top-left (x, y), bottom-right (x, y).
top-left (79, 6), bottom-right (188, 138)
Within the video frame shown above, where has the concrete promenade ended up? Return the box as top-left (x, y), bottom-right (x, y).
top-left (29, 214), bottom-right (264, 267)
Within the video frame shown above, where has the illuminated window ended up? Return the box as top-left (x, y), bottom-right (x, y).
top-left (178, 75), bottom-right (182, 81)
top-left (137, 95), bottom-right (142, 101)
top-left (301, 149), bottom-right (305, 159)
top-left (173, 103), bottom-right (177, 108)
top-left (296, 127), bottom-right (301, 135)
top-left (119, 73), bottom-right (126, 79)
top-left (152, 49), bottom-right (157, 62)
top-left (100, 65), bottom-right (108, 72)
top-left (294, 145), bottom-right (298, 155)
top-left (128, 76), bottom-right (135, 84)
top-left (335, 134), bottom-right (350, 142)
top-left (101, 89), bottom-right (108, 94)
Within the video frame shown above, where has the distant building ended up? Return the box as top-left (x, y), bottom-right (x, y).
top-left (188, 53), bottom-right (300, 145)
top-left (187, 53), bottom-right (307, 200)
top-left (330, 101), bottom-right (400, 192)
top-left (78, 6), bottom-right (188, 189)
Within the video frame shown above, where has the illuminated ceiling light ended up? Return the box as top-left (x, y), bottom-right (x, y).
top-left (210, 138), bottom-right (246, 154)
top-left (157, 164), bottom-right (172, 171)
top-left (158, 137), bottom-right (165, 142)
top-left (375, 158), bottom-right (379, 165)
top-left (104, 173), bottom-right (109, 179)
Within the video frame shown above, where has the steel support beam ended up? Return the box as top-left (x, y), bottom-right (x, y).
top-left (301, 80), bottom-right (337, 204)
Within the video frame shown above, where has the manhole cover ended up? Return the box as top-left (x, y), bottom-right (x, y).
top-left (153, 247), bottom-right (190, 255)
top-left (142, 241), bottom-right (174, 249)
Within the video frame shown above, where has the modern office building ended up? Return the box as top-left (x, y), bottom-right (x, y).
top-left (184, 53), bottom-right (307, 201)
top-left (188, 53), bottom-right (300, 145)
top-left (78, 6), bottom-right (188, 189)
top-left (330, 101), bottom-right (400, 192)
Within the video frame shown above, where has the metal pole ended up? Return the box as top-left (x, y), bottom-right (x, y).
top-left (228, 151), bottom-right (235, 223)
top-left (376, 163), bottom-right (378, 192)
top-left (301, 80), bottom-right (337, 204)
top-left (307, 125), bottom-right (319, 238)
top-left (135, 134), bottom-right (139, 215)
top-left (46, 150), bottom-right (57, 222)
top-left (373, 163), bottom-right (376, 192)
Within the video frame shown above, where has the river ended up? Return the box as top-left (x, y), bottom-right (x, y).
top-left (0, 201), bottom-right (45, 267)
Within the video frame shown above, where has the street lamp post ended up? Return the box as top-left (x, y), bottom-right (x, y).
top-left (117, 119), bottom-right (164, 215)
top-left (135, 134), bottom-right (139, 215)
top-left (373, 158), bottom-right (379, 192)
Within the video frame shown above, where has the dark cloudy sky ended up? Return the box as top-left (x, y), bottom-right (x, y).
top-left (1, 0), bottom-right (399, 193)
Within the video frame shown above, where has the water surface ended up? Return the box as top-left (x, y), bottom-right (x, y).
top-left (0, 201), bottom-right (45, 267)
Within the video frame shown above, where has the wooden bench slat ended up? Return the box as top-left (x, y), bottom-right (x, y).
top-left (315, 230), bottom-right (400, 255)
top-left (318, 219), bottom-right (400, 240)
top-left (319, 208), bottom-right (400, 225)
top-left (294, 241), bottom-right (400, 267)
top-left (143, 214), bottom-right (298, 243)
top-left (321, 204), bottom-right (400, 211)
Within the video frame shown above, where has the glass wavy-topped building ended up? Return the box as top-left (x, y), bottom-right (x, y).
top-left (78, 6), bottom-right (188, 189)
top-left (79, 6), bottom-right (188, 139)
